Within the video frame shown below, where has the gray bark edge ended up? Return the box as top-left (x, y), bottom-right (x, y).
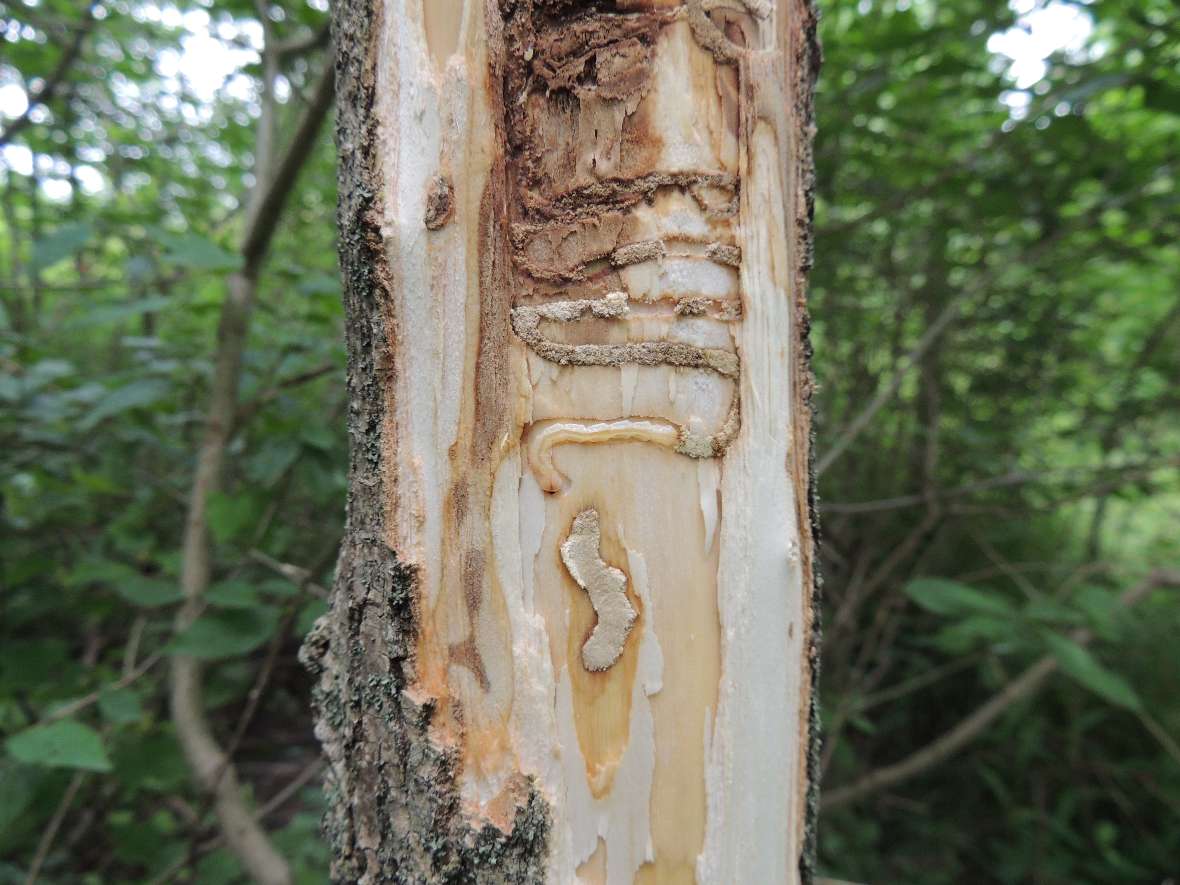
top-left (299, 0), bottom-right (549, 880)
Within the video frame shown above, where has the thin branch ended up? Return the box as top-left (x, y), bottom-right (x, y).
top-left (142, 759), bottom-right (325, 885)
top-left (817, 293), bottom-right (963, 478)
top-left (256, 758), bottom-right (326, 818)
top-left (211, 602), bottom-right (301, 794)
top-left (0, 2), bottom-right (98, 148)
top-left (42, 651), bottom-right (163, 725)
top-left (122, 616), bottom-right (147, 678)
top-left (276, 22), bottom-right (332, 58)
top-left (168, 46), bottom-right (333, 885)
top-left (24, 772), bottom-right (86, 885)
top-left (855, 653), bottom-right (983, 714)
top-left (235, 362), bottom-right (338, 426)
top-left (241, 61), bottom-right (336, 275)
top-left (249, 549), bottom-right (331, 599)
top-left (822, 457), bottom-right (1180, 515)
top-left (1138, 711), bottom-right (1180, 769)
top-left (815, 181), bottom-right (1161, 481)
top-left (822, 570), bottom-right (1180, 810)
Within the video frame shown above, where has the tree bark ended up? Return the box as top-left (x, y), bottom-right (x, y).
top-left (304, 1), bottom-right (821, 882)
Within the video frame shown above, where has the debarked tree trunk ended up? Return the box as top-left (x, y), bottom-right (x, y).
top-left (302, 1), bottom-right (821, 882)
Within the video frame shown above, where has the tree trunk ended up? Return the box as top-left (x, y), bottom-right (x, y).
top-left (304, 1), bottom-right (821, 882)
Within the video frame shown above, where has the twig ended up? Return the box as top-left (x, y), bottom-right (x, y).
top-left (822, 570), bottom-right (1180, 810)
top-left (823, 457), bottom-right (1180, 515)
top-left (816, 292), bottom-right (964, 478)
top-left (42, 651), bottom-right (162, 725)
top-left (1138, 711), bottom-right (1180, 769)
top-left (240, 60), bottom-right (336, 275)
top-left (142, 759), bottom-right (326, 885)
top-left (123, 616), bottom-right (147, 678)
top-left (168, 46), bottom-right (334, 885)
top-left (855, 653), bottom-right (983, 714)
top-left (24, 772), bottom-right (86, 885)
top-left (210, 603), bottom-right (301, 794)
top-left (249, 549), bottom-right (330, 599)
top-left (235, 362), bottom-right (338, 426)
top-left (256, 758), bottom-right (326, 819)
top-left (276, 22), bottom-right (332, 58)
top-left (0, 2), bottom-right (98, 148)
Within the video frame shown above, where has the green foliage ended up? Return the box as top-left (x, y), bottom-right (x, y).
top-left (1, 0), bottom-right (338, 878)
top-left (1041, 632), bottom-right (1143, 712)
top-left (1, 0), bottom-right (1177, 880)
top-left (168, 606), bottom-right (280, 659)
top-left (814, 0), bottom-right (1179, 881)
top-left (6, 721), bottom-right (112, 772)
top-left (904, 577), bottom-right (1017, 617)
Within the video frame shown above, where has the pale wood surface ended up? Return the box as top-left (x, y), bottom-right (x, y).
top-left (335, 1), bottom-right (818, 881)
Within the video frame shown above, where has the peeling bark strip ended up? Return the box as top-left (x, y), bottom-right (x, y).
top-left (306, 0), bottom-right (820, 882)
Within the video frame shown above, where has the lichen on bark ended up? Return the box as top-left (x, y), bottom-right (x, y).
top-left (300, 0), bottom-right (550, 879)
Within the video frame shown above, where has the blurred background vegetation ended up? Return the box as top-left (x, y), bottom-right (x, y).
top-left (1, 0), bottom-right (1177, 882)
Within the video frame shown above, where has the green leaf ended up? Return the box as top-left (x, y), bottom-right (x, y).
top-left (1023, 598), bottom-right (1086, 626)
top-left (931, 614), bottom-right (1014, 654)
top-left (98, 688), bottom-right (143, 725)
top-left (299, 425), bottom-right (335, 452)
top-left (158, 232), bottom-right (242, 272)
top-left (206, 492), bottom-right (263, 546)
top-left (247, 439), bottom-right (301, 486)
top-left (0, 639), bottom-right (72, 693)
top-left (1042, 632), bottom-right (1143, 712)
top-left (195, 847), bottom-right (246, 885)
top-left (0, 761), bottom-right (47, 840)
top-left (1073, 586), bottom-right (1122, 638)
top-left (167, 606), bottom-right (278, 660)
top-left (31, 222), bottom-right (93, 273)
top-left (904, 578), bottom-right (1015, 618)
top-left (116, 575), bottom-right (183, 607)
top-left (113, 732), bottom-right (188, 794)
top-left (6, 720), bottom-right (112, 772)
top-left (79, 378), bottom-right (171, 430)
top-left (71, 557), bottom-right (179, 607)
top-left (259, 577), bottom-right (301, 599)
top-left (66, 295), bottom-right (176, 329)
top-left (296, 599), bottom-right (328, 637)
top-left (206, 579), bottom-right (263, 609)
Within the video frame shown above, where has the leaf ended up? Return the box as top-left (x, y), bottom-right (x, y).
top-left (71, 559), bottom-right (180, 607)
top-left (79, 378), bottom-right (171, 430)
top-left (0, 761), bottom-right (47, 839)
top-left (246, 439), bottom-right (301, 487)
top-left (259, 577), bottom-right (300, 599)
top-left (116, 575), bottom-right (183, 607)
top-left (1073, 585), bottom-right (1122, 638)
top-left (206, 579), bottom-right (263, 609)
top-left (166, 606), bottom-right (278, 660)
top-left (66, 295), bottom-right (176, 329)
top-left (5, 720), bottom-right (113, 772)
top-left (206, 492), bottom-right (263, 546)
top-left (98, 688), bottom-right (143, 725)
top-left (31, 222), bottom-right (93, 273)
top-left (113, 733), bottom-right (188, 794)
top-left (0, 639), bottom-right (72, 693)
top-left (1023, 598), bottom-right (1085, 626)
top-left (904, 578), bottom-right (1015, 618)
top-left (157, 232), bottom-right (242, 272)
top-left (931, 614), bottom-right (1014, 654)
top-left (297, 599), bottom-right (328, 637)
top-left (299, 425), bottom-right (335, 452)
top-left (1042, 632), bottom-right (1142, 712)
